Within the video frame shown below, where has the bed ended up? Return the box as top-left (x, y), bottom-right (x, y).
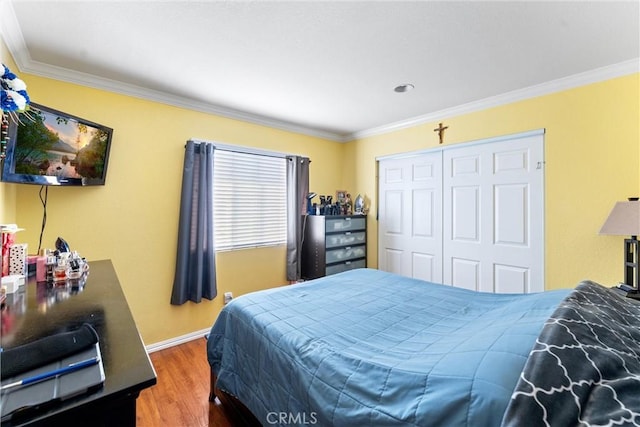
top-left (207, 268), bottom-right (640, 426)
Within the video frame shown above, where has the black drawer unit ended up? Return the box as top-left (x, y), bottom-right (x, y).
top-left (301, 215), bottom-right (367, 280)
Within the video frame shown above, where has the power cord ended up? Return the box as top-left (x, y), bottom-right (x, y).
top-left (37, 185), bottom-right (48, 254)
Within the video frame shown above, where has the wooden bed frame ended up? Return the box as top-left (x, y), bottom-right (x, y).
top-left (210, 370), bottom-right (262, 426)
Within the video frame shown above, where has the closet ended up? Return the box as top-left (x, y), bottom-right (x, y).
top-left (378, 130), bottom-right (544, 293)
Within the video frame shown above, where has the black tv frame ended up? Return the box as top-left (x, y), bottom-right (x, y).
top-left (1, 103), bottom-right (113, 186)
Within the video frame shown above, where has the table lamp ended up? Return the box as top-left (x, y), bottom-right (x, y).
top-left (599, 198), bottom-right (640, 292)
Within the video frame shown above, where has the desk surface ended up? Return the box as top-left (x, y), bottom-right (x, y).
top-left (0, 259), bottom-right (157, 426)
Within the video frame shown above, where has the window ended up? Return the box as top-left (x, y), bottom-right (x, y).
top-left (213, 148), bottom-right (287, 251)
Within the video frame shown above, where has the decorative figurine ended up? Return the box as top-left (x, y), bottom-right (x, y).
top-left (345, 193), bottom-right (352, 215)
top-left (354, 194), bottom-right (365, 214)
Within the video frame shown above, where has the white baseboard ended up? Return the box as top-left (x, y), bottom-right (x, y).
top-left (145, 327), bottom-right (211, 353)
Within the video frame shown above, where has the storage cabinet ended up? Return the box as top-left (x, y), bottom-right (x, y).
top-left (301, 215), bottom-right (367, 280)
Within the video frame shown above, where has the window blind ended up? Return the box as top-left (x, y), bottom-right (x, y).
top-left (213, 149), bottom-right (287, 251)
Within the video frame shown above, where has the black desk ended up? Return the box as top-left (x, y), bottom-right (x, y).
top-left (0, 260), bottom-right (157, 426)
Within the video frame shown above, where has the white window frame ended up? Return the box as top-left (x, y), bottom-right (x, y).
top-left (212, 142), bottom-right (288, 252)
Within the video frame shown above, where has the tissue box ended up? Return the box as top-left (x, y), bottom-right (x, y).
top-left (1, 274), bottom-right (25, 293)
top-left (9, 243), bottom-right (28, 276)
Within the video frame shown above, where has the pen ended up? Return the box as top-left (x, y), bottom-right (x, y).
top-left (0, 357), bottom-right (100, 392)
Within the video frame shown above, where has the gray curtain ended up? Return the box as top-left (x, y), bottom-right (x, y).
top-left (171, 140), bottom-right (217, 304)
top-left (286, 156), bottom-right (310, 281)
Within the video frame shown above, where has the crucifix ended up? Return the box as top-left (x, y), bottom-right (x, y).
top-left (433, 122), bottom-right (448, 144)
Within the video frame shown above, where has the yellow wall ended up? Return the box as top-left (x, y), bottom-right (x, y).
top-left (0, 56), bottom-right (344, 345)
top-left (346, 73), bottom-right (640, 290)
top-left (2, 35), bottom-right (639, 344)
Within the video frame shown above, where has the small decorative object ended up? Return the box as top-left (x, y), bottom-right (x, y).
top-left (1, 114), bottom-right (8, 160)
top-left (344, 193), bottom-right (352, 215)
top-left (433, 122), bottom-right (448, 144)
top-left (306, 192), bottom-right (317, 215)
top-left (1, 63), bottom-right (31, 159)
top-left (0, 64), bottom-right (30, 114)
top-left (1, 224), bottom-right (24, 277)
top-left (1, 274), bottom-right (25, 294)
top-left (354, 194), bottom-right (365, 214)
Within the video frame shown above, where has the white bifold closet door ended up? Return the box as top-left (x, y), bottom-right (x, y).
top-left (378, 152), bottom-right (443, 282)
top-left (378, 130), bottom-right (544, 293)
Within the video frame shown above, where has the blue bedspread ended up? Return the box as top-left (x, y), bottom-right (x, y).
top-left (207, 269), bottom-right (571, 426)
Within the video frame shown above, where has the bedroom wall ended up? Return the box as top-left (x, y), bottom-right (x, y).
top-left (3, 30), bottom-right (639, 344)
top-left (345, 72), bottom-right (640, 291)
top-left (0, 50), bottom-right (346, 346)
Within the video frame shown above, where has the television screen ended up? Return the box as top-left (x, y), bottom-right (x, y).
top-left (1, 103), bottom-right (113, 186)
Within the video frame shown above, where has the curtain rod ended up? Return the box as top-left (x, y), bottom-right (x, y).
top-left (186, 139), bottom-right (308, 161)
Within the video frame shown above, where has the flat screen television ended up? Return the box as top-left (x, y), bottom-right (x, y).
top-left (1, 103), bottom-right (113, 186)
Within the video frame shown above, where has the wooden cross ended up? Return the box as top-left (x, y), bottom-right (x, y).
top-left (433, 122), bottom-right (448, 144)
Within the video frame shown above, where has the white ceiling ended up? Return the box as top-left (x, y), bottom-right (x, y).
top-left (1, 1), bottom-right (638, 141)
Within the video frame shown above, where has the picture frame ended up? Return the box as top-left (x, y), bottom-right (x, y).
top-left (336, 190), bottom-right (347, 204)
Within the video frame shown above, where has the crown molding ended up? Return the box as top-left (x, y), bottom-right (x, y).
top-left (31, 61), bottom-right (349, 142)
top-left (13, 59), bottom-right (349, 143)
top-left (351, 58), bottom-right (639, 141)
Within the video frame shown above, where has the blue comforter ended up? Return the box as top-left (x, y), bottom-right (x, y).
top-left (207, 269), bottom-right (571, 426)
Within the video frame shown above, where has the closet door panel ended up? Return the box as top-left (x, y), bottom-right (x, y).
top-left (378, 152), bottom-right (442, 283)
top-left (451, 186), bottom-right (480, 242)
top-left (443, 133), bottom-right (544, 293)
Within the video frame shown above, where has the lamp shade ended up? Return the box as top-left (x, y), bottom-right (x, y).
top-left (599, 200), bottom-right (640, 236)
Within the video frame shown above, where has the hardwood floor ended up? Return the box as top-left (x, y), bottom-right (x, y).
top-left (136, 337), bottom-right (242, 427)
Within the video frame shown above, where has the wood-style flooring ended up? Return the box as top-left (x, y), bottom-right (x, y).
top-left (136, 337), bottom-right (243, 427)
